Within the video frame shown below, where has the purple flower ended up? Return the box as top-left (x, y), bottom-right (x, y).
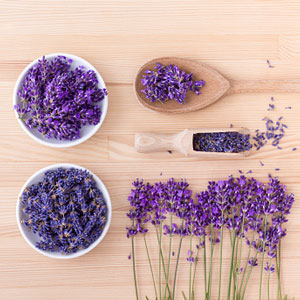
top-left (248, 257), bottom-right (258, 267)
top-left (264, 262), bottom-right (275, 273)
top-left (141, 63), bottom-right (205, 105)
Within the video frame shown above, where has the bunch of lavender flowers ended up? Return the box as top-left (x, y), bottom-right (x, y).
top-left (126, 175), bottom-right (294, 300)
top-left (141, 63), bottom-right (205, 104)
top-left (21, 167), bottom-right (107, 254)
top-left (14, 55), bottom-right (107, 140)
top-left (127, 178), bottom-right (194, 300)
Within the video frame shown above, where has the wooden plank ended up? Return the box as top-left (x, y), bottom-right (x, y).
top-left (0, 1), bottom-right (300, 299)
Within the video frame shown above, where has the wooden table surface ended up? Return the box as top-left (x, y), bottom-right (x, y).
top-left (1, 1), bottom-right (300, 299)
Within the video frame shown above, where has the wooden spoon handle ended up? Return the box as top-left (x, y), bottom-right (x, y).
top-left (135, 132), bottom-right (179, 153)
top-left (229, 79), bottom-right (300, 94)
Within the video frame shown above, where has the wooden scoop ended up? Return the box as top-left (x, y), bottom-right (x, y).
top-left (135, 128), bottom-right (252, 158)
top-left (134, 57), bottom-right (300, 114)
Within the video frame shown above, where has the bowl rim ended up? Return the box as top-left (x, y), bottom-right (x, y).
top-left (16, 163), bottom-right (112, 259)
top-left (13, 53), bottom-right (108, 148)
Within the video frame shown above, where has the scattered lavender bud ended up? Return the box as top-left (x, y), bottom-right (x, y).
top-left (260, 161), bottom-right (264, 166)
top-left (238, 170), bottom-right (243, 174)
top-left (230, 124), bottom-right (233, 128)
top-left (141, 63), bottom-right (205, 105)
top-left (266, 59), bottom-right (275, 68)
top-left (167, 150), bottom-right (173, 154)
top-left (21, 167), bottom-right (108, 254)
top-left (292, 147), bottom-right (297, 151)
top-left (253, 117), bottom-right (287, 151)
top-left (277, 146), bottom-right (282, 150)
top-left (285, 106), bottom-right (292, 110)
top-left (128, 255), bottom-right (131, 260)
top-left (160, 172), bottom-right (163, 176)
top-left (14, 56), bottom-right (107, 141)
top-left (270, 97), bottom-right (274, 102)
top-left (193, 132), bottom-right (252, 153)
top-left (267, 104), bottom-right (275, 111)
top-left (172, 251), bottom-right (175, 257)
top-left (246, 170), bottom-right (252, 174)
top-left (275, 168), bottom-right (280, 171)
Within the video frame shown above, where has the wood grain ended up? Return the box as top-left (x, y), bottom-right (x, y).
top-left (0, 1), bottom-right (300, 299)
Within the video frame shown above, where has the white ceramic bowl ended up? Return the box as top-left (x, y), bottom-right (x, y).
top-left (13, 53), bottom-right (108, 148)
top-left (16, 163), bottom-right (112, 259)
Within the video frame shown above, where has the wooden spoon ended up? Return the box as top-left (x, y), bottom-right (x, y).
top-left (135, 128), bottom-right (252, 158)
top-left (134, 57), bottom-right (300, 114)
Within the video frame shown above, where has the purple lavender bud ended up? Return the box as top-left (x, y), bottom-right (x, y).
top-left (141, 63), bottom-right (204, 105)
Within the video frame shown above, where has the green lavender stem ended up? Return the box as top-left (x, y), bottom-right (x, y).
top-left (218, 224), bottom-right (224, 300)
top-left (155, 226), bottom-right (172, 299)
top-left (234, 217), bottom-right (245, 300)
top-left (259, 216), bottom-right (268, 300)
top-left (240, 251), bottom-right (259, 300)
top-left (268, 267), bottom-right (271, 300)
top-left (132, 237), bottom-right (139, 300)
top-left (207, 226), bottom-right (215, 300)
top-left (233, 233), bottom-right (240, 300)
top-left (189, 234), bottom-right (193, 300)
top-left (238, 238), bottom-right (253, 298)
top-left (203, 236), bottom-right (207, 300)
top-left (227, 232), bottom-right (236, 300)
top-left (143, 235), bottom-right (158, 300)
top-left (172, 236), bottom-right (183, 300)
top-left (164, 215), bottom-right (173, 300)
top-left (276, 241), bottom-right (283, 300)
top-left (192, 237), bottom-right (202, 299)
top-left (159, 223), bottom-right (162, 300)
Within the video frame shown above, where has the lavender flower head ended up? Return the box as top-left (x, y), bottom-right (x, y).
top-left (141, 63), bottom-right (205, 104)
top-left (21, 167), bottom-right (107, 254)
top-left (14, 55), bottom-right (108, 140)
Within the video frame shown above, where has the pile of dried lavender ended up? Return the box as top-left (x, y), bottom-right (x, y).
top-left (14, 56), bottom-right (107, 140)
top-left (126, 176), bottom-right (294, 300)
top-left (21, 168), bottom-right (107, 254)
top-left (193, 132), bottom-right (252, 153)
top-left (141, 63), bottom-right (205, 104)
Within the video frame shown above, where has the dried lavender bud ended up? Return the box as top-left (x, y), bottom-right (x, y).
top-left (14, 56), bottom-right (107, 141)
top-left (141, 63), bottom-right (204, 105)
top-left (285, 106), bottom-right (292, 110)
top-left (260, 161), bottom-right (264, 166)
top-left (253, 117), bottom-right (287, 151)
top-left (167, 150), bottom-right (173, 154)
top-left (266, 60), bottom-right (275, 68)
top-left (267, 104), bottom-right (275, 111)
top-left (292, 147), bottom-right (297, 151)
top-left (193, 132), bottom-right (252, 153)
top-left (21, 167), bottom-right (107, 254)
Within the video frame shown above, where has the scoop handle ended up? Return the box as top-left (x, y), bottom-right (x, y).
top-left (229, 79), bottom-right (300, 94)
top-left (135, 132), bottom-right (182, 154)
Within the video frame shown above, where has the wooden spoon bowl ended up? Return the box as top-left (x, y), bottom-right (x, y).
top-left (134, 57), bottom-right (229, 114)
top-left (134, 57), bottom-right (300, 114)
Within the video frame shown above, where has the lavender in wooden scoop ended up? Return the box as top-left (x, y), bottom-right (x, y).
top-left (193, 131), bottom-right (252, 153)
top-left (135, 128), bottom-right (252, 158)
